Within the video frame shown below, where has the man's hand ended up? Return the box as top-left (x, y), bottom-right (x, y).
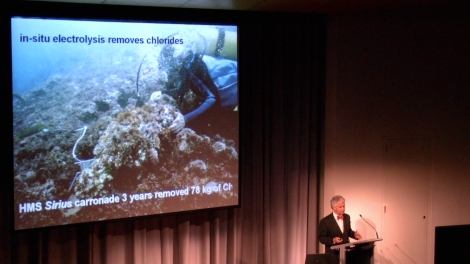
top-left (169, 112), bottom-right (185, 133)
top-left (333, 237), bottom-right (343, 244)
top-left (355, 231), bottom-right (362, 240)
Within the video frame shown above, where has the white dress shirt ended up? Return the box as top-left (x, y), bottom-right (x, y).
top-left (333, 212), bottom-right (344, 233)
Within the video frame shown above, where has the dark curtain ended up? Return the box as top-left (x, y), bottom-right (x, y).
top-left (2, 11), bottom-right (326, 264)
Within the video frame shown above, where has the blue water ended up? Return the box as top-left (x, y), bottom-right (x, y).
top-left (11, 18), bottom-right (227, 94)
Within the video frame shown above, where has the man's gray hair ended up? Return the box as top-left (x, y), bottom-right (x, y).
top-left (330, 195), bottom-right (345, 209)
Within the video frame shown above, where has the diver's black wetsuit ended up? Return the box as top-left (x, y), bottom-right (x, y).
top-left (170, 52), bottom-right (238, 143)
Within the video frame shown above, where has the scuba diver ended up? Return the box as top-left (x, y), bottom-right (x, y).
top-left (158, 30), bottom-right (238, 142)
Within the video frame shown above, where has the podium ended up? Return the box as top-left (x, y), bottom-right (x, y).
top-left (330, 238), bottom-right (382, 264)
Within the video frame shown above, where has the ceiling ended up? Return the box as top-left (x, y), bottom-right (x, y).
top-left (26, 0), bottom-right (465, 14)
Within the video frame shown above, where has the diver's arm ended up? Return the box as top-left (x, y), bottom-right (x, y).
top-left (169, 94), bottom-right (215, 133)
top-left (184, 96), bottom-right (216, 123)
top-left (169, 71), bottom-right (215, 132)
top-left (184, 71), bottom-right (216, 123)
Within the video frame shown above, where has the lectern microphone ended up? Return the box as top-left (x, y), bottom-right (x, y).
top-left (359, 214), bottom-right (379, 239)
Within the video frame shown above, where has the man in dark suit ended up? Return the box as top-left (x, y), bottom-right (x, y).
top-left (318, 195), bottom-right (362, 254)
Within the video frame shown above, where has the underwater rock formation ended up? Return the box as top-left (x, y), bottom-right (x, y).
top-left (73, 97), bottom-right (178, 197)
top-left (72, 94), bottom-right (238, 214)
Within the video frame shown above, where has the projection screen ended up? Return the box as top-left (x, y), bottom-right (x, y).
top-left (12, 16), bottom-right (239, 230)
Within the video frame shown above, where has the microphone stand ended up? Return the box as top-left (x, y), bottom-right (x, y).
top-left (359, 214), bottom-right (379, 239)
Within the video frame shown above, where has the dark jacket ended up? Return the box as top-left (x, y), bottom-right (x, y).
top-left (318, 213), bottom-right (357, 253)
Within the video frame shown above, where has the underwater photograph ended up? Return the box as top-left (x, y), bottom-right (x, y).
top-left (12, 18), bottom-right (239, 230)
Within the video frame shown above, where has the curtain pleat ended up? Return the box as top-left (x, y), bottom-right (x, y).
top-left (210, 210), bottom-right (228, 264)
top-left (160, 216), bottom-right (177, 264)
top-left (48, 227), bottom-right (78, 263)
top-left (143, 218), bottom-right (163, 264)
top-left (7, 13), bottom-right (325, 264)
top-left (133, 219), bottom-right (148, 264)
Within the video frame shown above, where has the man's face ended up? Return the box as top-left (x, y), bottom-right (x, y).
top-left (333, 200), bottom-right (345, 215)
